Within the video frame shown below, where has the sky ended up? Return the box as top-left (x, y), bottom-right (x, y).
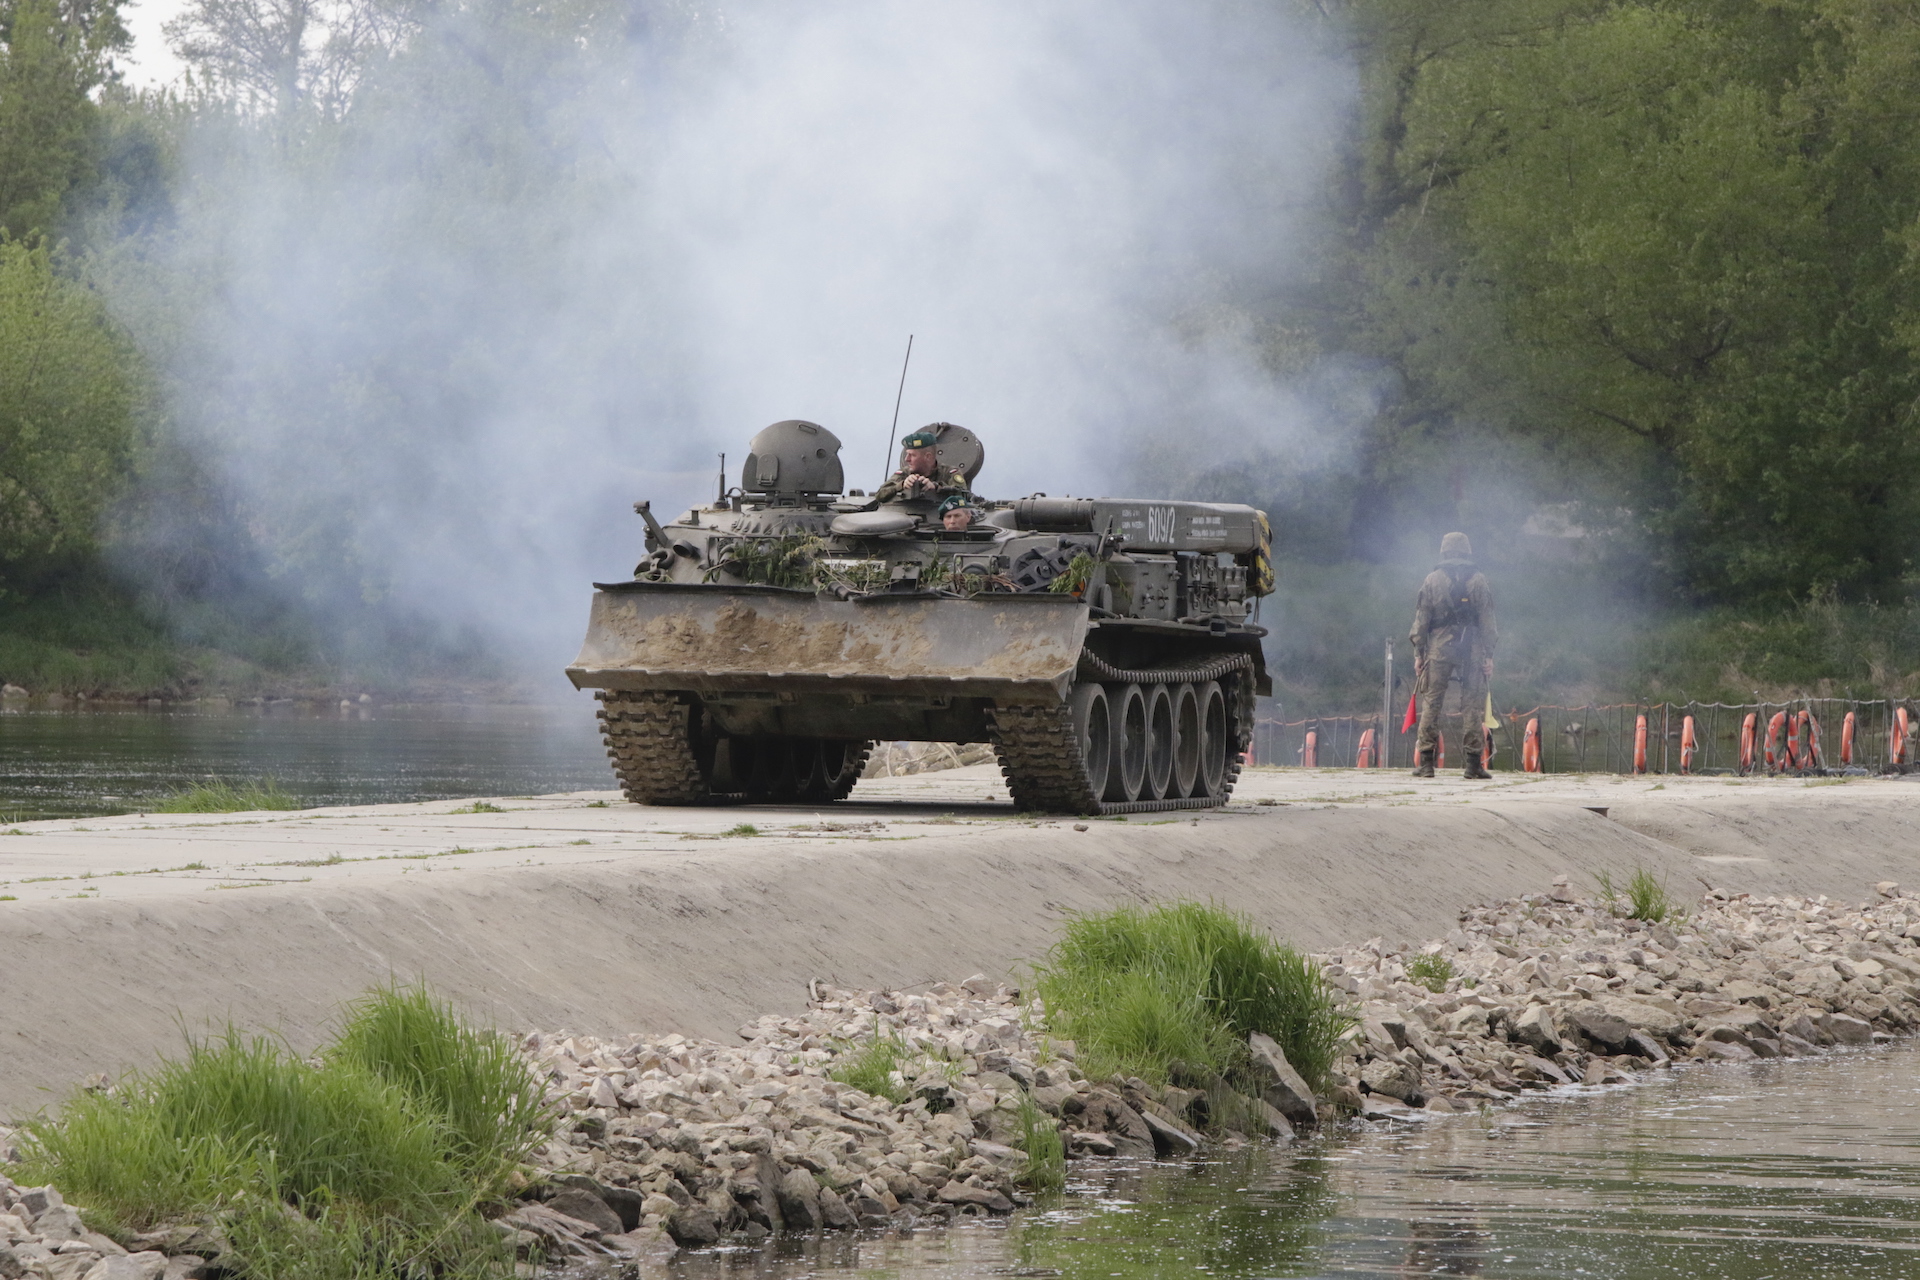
top-left (116, 0), bottom-right (189, 87)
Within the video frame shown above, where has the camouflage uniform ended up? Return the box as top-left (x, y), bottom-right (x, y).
top-left (1409, 533), bottom-right (1498, 772)
top-left (875, 464), bottom-right (970, 504)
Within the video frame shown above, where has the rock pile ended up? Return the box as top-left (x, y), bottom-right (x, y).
top-left (505, 974), bottom-right (1225, 1267)
top-left (1317, 877), bottom-right (1920, 1115)
top-left (0, 1175), bottom-right (182, 1280)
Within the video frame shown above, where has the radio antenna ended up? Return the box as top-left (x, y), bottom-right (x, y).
top-left (880, 334), bottom-right (914, 486)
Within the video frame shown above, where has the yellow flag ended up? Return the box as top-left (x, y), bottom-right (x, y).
top-left (1484, 691), bottom-right (1499, 731)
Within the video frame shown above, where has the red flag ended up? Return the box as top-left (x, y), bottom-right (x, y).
top-left (1401, 691), bottom-right (1418, 733)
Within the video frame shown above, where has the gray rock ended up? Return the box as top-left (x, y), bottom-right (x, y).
top-left (665, 1203), bottom-right (721, 1246)
top-left (1138, 1108), bottom-right (1200, 1156)
top-left (1256, 1100), bottom-right (1296, 1140)
top-left (1598, 996), bottom-right (1687, 1040)
top-left (1564, 1002), bottom-right (1633, 1052)
top-left (1699, 1040), bottom-right (1758, 1062)
top-left (1824, 1013), bottom-right (1874, 1046)
top-left (1360, 1058), bottom-right (1420, 1102)
top-left (1511, 1004), bottom-right (1562, 1054)
top-left (1779, 1032), bottom-right (1820, 1056)
top-left (1030, 1083), bottom-right (1078, 1115)
top-left (546, 1188), bottom-right (623, 1238)
top-left (0, 1245), bottom-right (23, 1280)
top-left (600, 1186), bottom-right (646, 1232)
top-left (1246, 1033), bottom-right (1318, 1126)
top-left (1624, 1031), bottom-right (1669, 1063)
top-left (936, 1182), bottom-right (1013, 1213)
top-left (82, 1255), bottom-right (167, 1280)
top-left (1070, 1131), bottom-right (1117, 1156)
top-left (776, 1167), bottom-right (822, 1231)
top-left (33, 1206), bottom-right (86, 1243)
top-left (1781, 1012), bottom-right (1826, 1045)
top-left (817, 1187), bottom-right (856, 1230)
top-left (18, 1186), bottom-right (62, 1219)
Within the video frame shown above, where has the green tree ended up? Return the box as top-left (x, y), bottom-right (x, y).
top-left (0, 0), bottom-right (128, 239)
top-left (0, 239), bottom-right (141, 588)
top-left (1320, 0), bottom-right (1920, 602)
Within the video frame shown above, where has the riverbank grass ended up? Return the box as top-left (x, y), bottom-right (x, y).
top-left (154, 779), bottom-right (303, 813)
top-left (1033, 902), bottom-right (1351, 1104)
top-left (14, 985), bottom-right (549, 1279)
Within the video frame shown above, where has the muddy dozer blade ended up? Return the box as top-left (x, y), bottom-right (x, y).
top-left (567, 582), bottom-right (1089, 702)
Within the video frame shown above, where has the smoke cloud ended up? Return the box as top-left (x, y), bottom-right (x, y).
top-left (138, 0), bottom-right (1351, 685)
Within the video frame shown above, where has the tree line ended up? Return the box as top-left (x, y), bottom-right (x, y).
top-left (2, 0), bottom-right (1917, 681)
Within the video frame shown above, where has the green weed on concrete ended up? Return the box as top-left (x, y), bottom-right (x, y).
top-left (827, 1032), bottom-right (908, 1104)
top-left (1033, 901), bottom-right (1351, 1100)
top-left (1404, 953), bottom-right (1455, 994)
top-left (154, 779), bottom-right (303, 814)
top-left (15, 985), bottom-right (550, 1279)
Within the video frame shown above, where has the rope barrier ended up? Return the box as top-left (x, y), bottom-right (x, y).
top-left (1247, 695), bottom-right (1920, 776)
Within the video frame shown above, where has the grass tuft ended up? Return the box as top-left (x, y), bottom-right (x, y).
top-left (1033, 901), bottom-right (1352, 1098)
top-left (1626, 867), bottom-right (1675, 923)
top-left (15, 986), bottom-right (547, 1278)
top-left (155, 780), bottom-right (303, 814)
top-left (448, 801), bottom-right (503, 814)
top-left (1014, 1093), bottom-right (1065, 1193)
top-left (722, 823), bottom-right (760, 837)
top-left (827, 1032), bottom-right (907, 1103)
top-left (1404, 952), bottom-right (1455, 994)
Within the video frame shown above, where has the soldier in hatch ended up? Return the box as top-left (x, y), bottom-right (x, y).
top-left (1409, 531), bottom-right (1498, 780)
top-left (875, 426), bottom-right (972, 503)
top-left (937, 494), bottom-right (982, 531)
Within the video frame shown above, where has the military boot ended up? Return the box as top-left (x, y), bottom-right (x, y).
top-left (1412, 750), bottom-right (1435, 778)
top-left (1464, 760), bottom-right (1493, 780)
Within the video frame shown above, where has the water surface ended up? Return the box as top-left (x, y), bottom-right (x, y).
top-left (0, 703), bottom-right (612, 820)
top-left (668, 1044), bottom-right (1920, 1279)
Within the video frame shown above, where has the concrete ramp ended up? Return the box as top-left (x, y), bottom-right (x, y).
top-left (0, 766), bottom-right (1915, 1117)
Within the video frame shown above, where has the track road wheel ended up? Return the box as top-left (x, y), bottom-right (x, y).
top-left (1107, 683), bottom-right (1148, 803)
top-left (1171, 683), bottom-right (1201, 798)
top-left (1143, 683), bottom-right (1175, 800)
top-left (1069, 683), bottom-right (1112, 800)
top-left (1195, 681), bottom-right (1228, 798)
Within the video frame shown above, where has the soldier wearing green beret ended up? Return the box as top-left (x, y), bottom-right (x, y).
top-left (875, 426), bottom-right (972, 504)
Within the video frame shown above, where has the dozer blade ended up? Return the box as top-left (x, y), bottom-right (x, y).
top-left (566, 582), bottom-right (1089, 702)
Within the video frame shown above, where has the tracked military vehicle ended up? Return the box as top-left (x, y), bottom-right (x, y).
top-left (566, 420), bottom-right (1274, 814)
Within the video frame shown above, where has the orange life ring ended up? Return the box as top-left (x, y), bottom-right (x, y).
top-left (1800, 709), bottom-right (1821, 771)
top-left (1895, 707), bottom-right (1912, 766)
top-left (1842, 711), bottom-right (1856, 765)
top-left (1633, 714), bottom-right (1648, 774)
top-left (1301, 730), bottom-right (1318, 768)
top-left (1523, 717), bottom-right (1542, 773)
top-left (1436, 733), bottom-right (1445, 769)
top-left (1680, 715), bottom-right (1697, 774)
top-left (1356, 727), bottom-right (1375, 769)
top-left (1764, 711), bottom-right (1787, 772)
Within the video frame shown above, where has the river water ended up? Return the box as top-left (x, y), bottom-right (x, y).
top-left (667, 1044), bottom-right (1920, 1280)
top-left (0, 704), bottom-right (613, 820)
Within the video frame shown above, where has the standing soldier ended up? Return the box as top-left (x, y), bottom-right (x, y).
top-left (1409, 532), bottom-right (1498, 779)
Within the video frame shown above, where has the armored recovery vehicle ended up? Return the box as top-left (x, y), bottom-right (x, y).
top-left (566, 420), bottom-right (1274, 814)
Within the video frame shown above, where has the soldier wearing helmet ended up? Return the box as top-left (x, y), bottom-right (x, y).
top-left (1409, 532), bottom-right (1498, 779)
top-left (875, 426), bottom-right (972, 504)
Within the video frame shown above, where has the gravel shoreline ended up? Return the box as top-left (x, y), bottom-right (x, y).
top-left (4, 875), bottom-right (1916, 1277)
